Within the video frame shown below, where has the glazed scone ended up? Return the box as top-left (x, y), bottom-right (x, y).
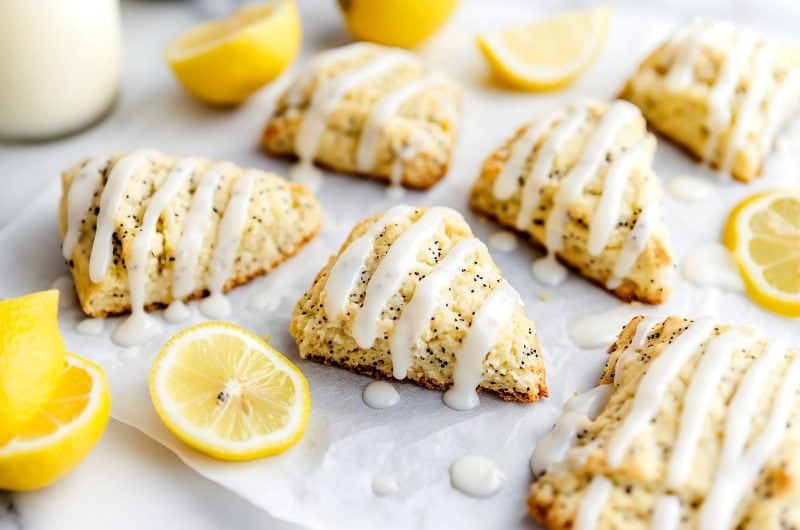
top-left (263, 42), bottom-right (462, 189)
top-left (528, 315), bottom-right (800, 529)
top-left (59, 150), bottom-right (322, 318)
top-left (290, 205), bottom-right (548, 406)
top-left (471, 99), bottom-right (674, 304)
top-left (621, 19), bottom-right (800, 182)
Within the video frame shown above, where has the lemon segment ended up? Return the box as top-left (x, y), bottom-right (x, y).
top-left (149, 322), bottom-right (311, 461)
top-left (477, 6), bottom-right (611, 91)
top-left (166, 0), bottom-right (301, 105)
top-left (338, 0), bottom-right (459, 48)
top-left (0, 290), bottom-right (66, 442)
top-left (725, 189), bottom-right (800, 317)
top-left (0, 353), bottom-right (111, 491)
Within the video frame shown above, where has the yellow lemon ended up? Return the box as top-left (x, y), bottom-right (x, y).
top-left (477, 6), bottom-right (611, 91)
top-left (0, 352), bottom-right (111, 491)
top-left (0, 290), bottom-right (66, 443)
top-left (724, 189), bottom-right (800, 317)
top-left (338, 0), bottom-right (459, 48)
top-left (149, 322), bottom-right (311, 461)
top-left (166, 0), bottom-right (301, 105)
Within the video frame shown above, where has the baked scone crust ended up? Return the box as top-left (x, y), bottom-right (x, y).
top-left (290, 206), bottom-right (548, 403)
top-left (263, 43), bottom-right (462, 189)
top-left (471, 100), bottom-right (674, 304)
top-left (59, 152), bottom-right (322, 318)
top-left (621, 20), bottom-right (800, 182)
top-left (528, 315), bottom-right (800, 529)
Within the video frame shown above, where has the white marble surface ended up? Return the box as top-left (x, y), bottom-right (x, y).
top-left (1, 0), bottom-right (799, 529)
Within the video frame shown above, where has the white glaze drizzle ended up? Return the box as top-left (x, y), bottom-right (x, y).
top-left (169, 163), bottom-right (232, 311)
top-left (114, 158), bottom-right (200, 345)
top-left (285, 42), bottom-right (372, 108)
top-left (515, 107), bottom-right (588, 231)
top-left (667, 330), bottom-right (751, 488)
top-left (699, 347), bottom-right (800, 530)
top-left (607, 202), bottom-right (661, 290)
top-left (89, 150), bottom-right (156, 283)
top-left (606, 317), bottom-right (716, 468)
top-left (762, 70), bottom-right (800, 150)
top-left (587, 145), bottom-right (641, 256)
top-left (324, 205), bottom-right (414, 318)
top-left (443, 282), bottom-right (519, 411)
top-left (389, 237), bottom-right (485, 379)
top-left (492, 110), bottom-right (564, 201)
top-left (449, 455), bottom-right (504, 498)
top-left (352, 207), bottom-right (452, 349)
top-left (613, 317), bottom-right (661, 386)
top-left (666, 20), bottom-right (724, 91)
top-left (487, 230), bottom-right (517, 253)
top-left (720, 42), bottom-right (777, 174)
top-left (531, 384), bottom-right (613, 475)
top-left (651, 495), bottom-right (681, 530)
top-left (356, 75), bottom-right (436, 173)
top-left (362, 381), bottom-right (400, 409)
top-left (62, 155), bottom-right (111, 260)
top-left (567, 303), bottom-right (645, 350)
top-left (371, 475), bottom-right (399, 496)
top-left (199, 170), bottom-right (257, 319)
top-left (293, 51), bottom-right (412, 180)
top-left (681, 242), bottom-right (745, 293)
top-left (575, 476), bottom-right (611, 530)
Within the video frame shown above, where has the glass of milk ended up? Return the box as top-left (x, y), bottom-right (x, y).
top-left (0, 0), bottom-right (121, 141)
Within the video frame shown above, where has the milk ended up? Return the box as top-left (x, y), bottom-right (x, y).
top-left (0, 0), bottom-right (121, 140)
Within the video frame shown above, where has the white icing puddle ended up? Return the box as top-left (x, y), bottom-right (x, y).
top-left (76, 317), bottom-right (104, 336)
top-left (386, 184), bottom-right (406, 200)
top-left (51, 275), bottom-right (78, 309)
top-left (449, 455), bottom-right (504, 498)
top-left (362, 381), bottom-right (400, 409)
top-left (567, 303), bottom-right (646, 349)
top-left (119, 346), bottom-right (142, 364)
top-left (488, 230), bottom-right (518, 253)
top-left (290, 161), bottom-right (323, 191)
top-left (371, 475), bottom-right (398, 496)
top-left (199, 294), bottom-right (232, 320)
top-left (667, 174), bottom-right (714, 202)
top-left (112, 311), bottom-right (162, 347)
top-left (531, 255), bottom-right (567, 286)
top-left (681, 243), bottom-right (744, 292)
top-left (164, 300), bottom-right (191, 323)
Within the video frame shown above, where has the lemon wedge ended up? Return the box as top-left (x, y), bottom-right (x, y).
top-left (724, 189), bottom-right (800, 317)
top-left (477, 6), bottom-right (611, 91)
top-left (166, 0), bottom-right (301, 105)
top-left (149, 322), bottom-right (310, 461)
top-left (0, 352), bottom-right (111, 491)
top-left (338, 0), bottom-right (459, 48)
top-left (0, 290), bottom-right (66, 442)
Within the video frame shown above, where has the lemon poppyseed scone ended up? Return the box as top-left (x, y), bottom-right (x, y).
top-left (621, 19), bottom-right (800, 182)
top-left (471, 99), bottom-right (674, 304)
top-left (290, 205), bottom-right (547, 407)
top-left (263, 42), bottom-right (462, 189)
top-left (59, 150), bottom-right (322, 318)
top-left (528, 315), bottom-right (800, 529)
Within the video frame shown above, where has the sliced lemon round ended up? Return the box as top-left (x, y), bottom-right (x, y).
top-left (338, 0), bottom-right (459, 48)
top-left (149, 322), bottom-right (310, 461)
top-left (0, 352), bottom-right (111, 491)
top-left (0, 290), bottom-right (66, 443)
top-left (166, 0), bottom-right (301, 105)
top-left (477, 6), bottom-right (611, 91)
top-left (725, 189), bottom-right (800, 317)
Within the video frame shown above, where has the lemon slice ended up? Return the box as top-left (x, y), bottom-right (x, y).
top-left (338, 0), bottom-right (459, 48)
top-left (477, 6), bottom-right (611, 91)
top-left (0, 290), bottom-right (66, 442)
top-left (149, 322), bottom-right (310, 461)
top-left (724, 189), bottom-right (800, 317)
top-left (0, 352), bottom-right (111, 491)
top-left (166, 0), bottom-right (301, 105)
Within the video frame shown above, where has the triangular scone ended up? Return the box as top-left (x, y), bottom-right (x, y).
top-left (290, 205), bottom-right (547, 407)
top-left (621, 20), bottom-right (800, 182)
top-left (59, 150), bottom-right (322, 318)
top-left (528, 315), bottom-right (800, 529)
top-left (263, 42), bottom-right (462, 189)
top-left (470, 99), bottom-right (674, 304)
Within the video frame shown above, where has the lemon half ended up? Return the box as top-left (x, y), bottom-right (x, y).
top-left (338, 0), bottom-right (459, 48)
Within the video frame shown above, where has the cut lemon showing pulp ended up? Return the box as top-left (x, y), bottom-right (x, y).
top-left (0, 353), bottom-right (111, 491)
top-left (166, 0), bottom-right (301, 105)
top-left (477, 6), bottom-right (611, 91)
top-left (0, 290), bottom-right (66, 443)
top-left (149, 322), bottom-right (310, 461)
top-left (724, 189), bottom-right (800, 317)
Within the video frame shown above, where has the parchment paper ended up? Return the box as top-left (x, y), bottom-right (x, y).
top-left (1, 3), bottom-right (799, 529)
